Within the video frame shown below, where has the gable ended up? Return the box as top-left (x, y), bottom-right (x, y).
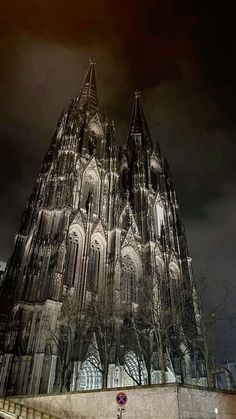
top-left (119, 202), bottom-right (139, 235)
top-left (121, 227), bottom-right (140, 254)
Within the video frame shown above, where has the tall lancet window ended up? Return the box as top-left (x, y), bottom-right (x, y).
top-left (102, 178), bottom-right (109, 220)
top-left (66, 233), bottom-right (79, 287)
top-left (154, 202), bottom-right (165, 237)
top-left (88, 134), bottom-right (97, 155)
top-left (87, 239), bottom-right (101, 291)
top-left (81, 172), bottom-right (100, 214)
top-left (81, 174), bottom-right (95, 208)
top-left (121, 254), bottom-right (138, 303)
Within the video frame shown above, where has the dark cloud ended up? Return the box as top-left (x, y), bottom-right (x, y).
top-left (0, 0), bottom-right (236, 361)
top-left (187, 185), bottom-right (236, 360)
top-left (143, 65), bottom-right (236, 360)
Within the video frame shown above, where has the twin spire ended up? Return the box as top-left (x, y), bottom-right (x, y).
top-left (76, 59), bottom-right (98, 113)
top-left (129, 90), bottom-right (149, 135)
top-left (128, 90), bottom-right (152, 149)
top-left (77, 60), bottom-right (152, 149)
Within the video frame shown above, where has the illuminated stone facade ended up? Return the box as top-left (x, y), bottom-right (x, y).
top-left (0, 61), bottom-right (207, 396)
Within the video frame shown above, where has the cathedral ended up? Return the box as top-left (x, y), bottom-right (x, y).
top-left (0, 61), bottom-right (207, 397)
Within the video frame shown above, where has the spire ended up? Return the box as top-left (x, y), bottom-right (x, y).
top-left (76, 59), bottom-right (99, 113)
top-left (128, 91), bottom-right (152, 148)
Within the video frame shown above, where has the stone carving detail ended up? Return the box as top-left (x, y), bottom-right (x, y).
top-left (0, 62), bottom-right (207, 397)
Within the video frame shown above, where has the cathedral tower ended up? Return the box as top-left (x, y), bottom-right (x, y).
top-left (0, 61), bottom-right (207, 396)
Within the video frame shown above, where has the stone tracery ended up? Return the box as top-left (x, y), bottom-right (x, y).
top-left (0, 61), bottom-right (208, 397)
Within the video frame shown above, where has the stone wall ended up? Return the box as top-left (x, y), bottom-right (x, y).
top-left (11, 384), bottom-right (236, 419)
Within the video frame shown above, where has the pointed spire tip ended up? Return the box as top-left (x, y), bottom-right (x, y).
top-left (76, 59), bottom-right (98, 111)
top-left (135, 90), bottom-right (141, 99)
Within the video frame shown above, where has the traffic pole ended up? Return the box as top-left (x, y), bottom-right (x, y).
top-left (117, 408), bottom-right (122, 418)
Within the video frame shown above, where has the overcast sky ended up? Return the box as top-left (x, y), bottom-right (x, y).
top-left (0, 0), bottom-right (236, 361)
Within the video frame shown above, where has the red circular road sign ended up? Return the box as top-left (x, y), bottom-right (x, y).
top-left (116, 391), bottom-right (128, 406)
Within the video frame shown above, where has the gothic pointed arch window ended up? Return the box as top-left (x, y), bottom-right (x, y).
top-left (102, 176), bottom-right (109, 220)
top-left (87, 239), bottom-right (101, 291)
top-left (77, 357), bottom-right (102, 390)
top-left (153, 201), bottom-right (165, 238)
top-left (81, 171), bottom-right (100, 214)
top-left (121, 254), bottom-right (138, 303)
top-left (124, 351), bottom-right (147, 385)
top-left (65, 227), bottom-right (84, 289)
top-left (66, 233), bottom-right (79, 287)
top-left (87, 119), bottom-right (103, 156)
top-left (88, 134), bottom-right (97, 155)
top-left (81, 173), bottom-right (95, 208)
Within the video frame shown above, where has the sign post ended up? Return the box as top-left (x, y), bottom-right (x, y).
top-left (115, 391), bottom-right (128, 418)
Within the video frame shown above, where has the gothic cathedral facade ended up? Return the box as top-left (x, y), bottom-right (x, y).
top-left (0, 61), bottom-right (207, 396)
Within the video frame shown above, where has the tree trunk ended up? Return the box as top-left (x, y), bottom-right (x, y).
top-left (159, 342), bottom-right (166, 384)
top-left (155, 326), bottom-right (166, 384)
top-left (201, 318), bottom-right (213, 388)
top-left (59, 368), bottom-right (66, 392)
top-left (147, 364), bottom-right (151, 385)
top-left (102, 363), bottom-right (108, 389)
top-left (204, 351), bottom-right (213, 388)
top-left (138, 362), bottom-right (142, 385)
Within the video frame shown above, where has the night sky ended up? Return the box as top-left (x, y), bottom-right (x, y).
top-left (0, 0), bottom-right (236, 361)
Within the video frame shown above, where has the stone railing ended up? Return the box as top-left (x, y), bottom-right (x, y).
top-left (0, 398), bottom-right (60, 419)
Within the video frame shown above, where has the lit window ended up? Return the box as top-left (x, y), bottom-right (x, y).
top-left (66, 234), bottom-right (79, 287)
top-left (87, 239), bottom-right (101, 291)
top-left (121, 254), bottom-right (138, 303)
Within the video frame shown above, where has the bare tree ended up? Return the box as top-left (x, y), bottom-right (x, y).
top-left (132, 282), bottom-right (173, 385)
top-left (121, 301), bottom-right (165, 386)
top-left (84, 299), bottom-right (116, 389)
top-left (122, 270), bottom-right (210, 387)
top-left (193, 272), bottom-right (232, 388)
top-left (120, 311), bottom-right (148, 386)
top-left (47, 297), bottom-right (82, 392)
